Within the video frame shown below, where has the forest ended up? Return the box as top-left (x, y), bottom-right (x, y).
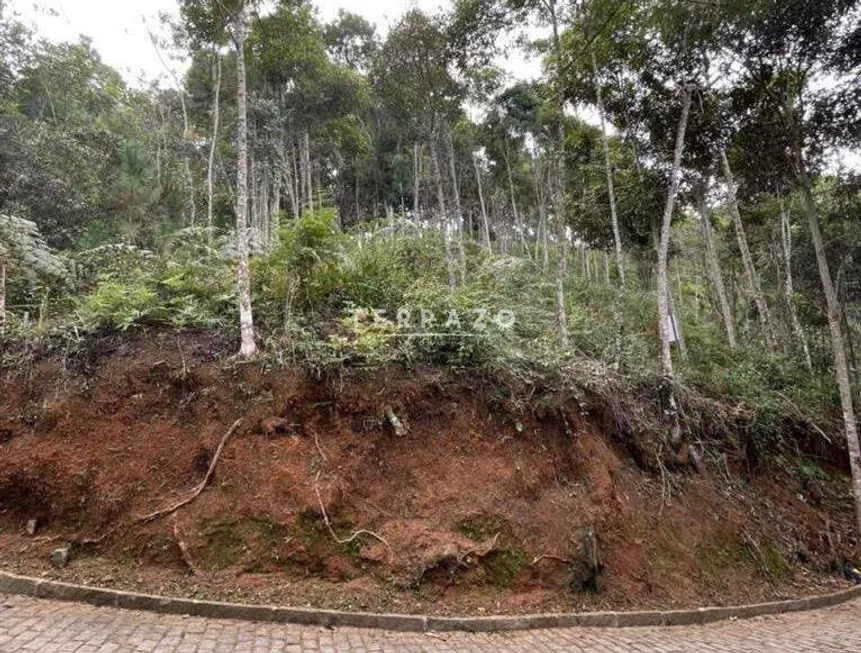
top-left (1, 0), bottom-right (861, 609)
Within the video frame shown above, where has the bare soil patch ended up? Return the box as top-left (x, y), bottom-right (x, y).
top-left (0, 332), bottom-right (856, 615)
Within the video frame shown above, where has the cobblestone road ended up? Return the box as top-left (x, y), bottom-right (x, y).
top-left (2, 593), bottom-right (861, 652)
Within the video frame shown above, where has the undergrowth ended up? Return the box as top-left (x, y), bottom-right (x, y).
top-left (0, 212), bottom-right (845, 473)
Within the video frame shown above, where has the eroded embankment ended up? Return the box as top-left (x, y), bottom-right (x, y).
top-left (0, 332), bottom-right (855, 615)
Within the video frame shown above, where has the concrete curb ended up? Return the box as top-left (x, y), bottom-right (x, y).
top-left (1, 571), bottom-right (860, 633)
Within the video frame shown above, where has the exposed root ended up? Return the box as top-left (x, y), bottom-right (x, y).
top-left (137, 418), bottom-right (242, 524)
top-left (313, 473), bottom-right (393, 559)
top-left (530, 553), bottom-right (571, 566)
top-left (79, 419), bottom-right (242, 546)
top-left (313, 429), bottom-right (328, 463)
top-left (173, 518), bottom-right (200, 575)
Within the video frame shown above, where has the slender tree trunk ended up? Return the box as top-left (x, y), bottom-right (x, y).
top-left (179, 88), bottom-right (195, 227)
top-left (533, 161), bottom-right (550, 273)
top-left (316, 164), bottom-right (323, 213)
top-left (504, 151), bottom-right (528, 256)
top-left (779, 202), bottom-right (812, 370)
top-left (250, 150), bottom-right (258, 247)
top-left (270, 166), bottom-right (282, 246)
top-left (290, 143), bottom-right (300, 219)
top-left (790, 118), bottom-right (861, 534)
top-left (413, 142), bottom-right (422, 222)
top-left (355, 177), bottom-right (360, 224)
top-left (549, 0), bottom-right (569, 347)
top-left (233, 9), bottom-right (256, 358)
top-left (298, 138), bottom-right (306, 214)
top-left (554, 215), bottom-right (569, 347)
top-left (671, 266), bottom-right (688, 361)
top-left (447, 131), bottom-right (467, 282)
top-left (656, 86), bottom-right (694, 451)
top-left (720, 148), bottom-right (778, 350)
top-left (303, 132), bottom-right (313, 213)
top-left (473, 154), bottom-right (491, 250)
top-left (206, 52), bottom-right (222, 241)
top-left (657, 87), bottom-right (693, 377)
top-left (696, 194), bottom-right (737, 348)
top-left (591, 49), bottom-right (625, 286)
top-left (154, 107), bottom-right (162, 187)
top-left (430, 136), bottom-right (456, 288)
top-left (184, 161), bottom-right (196, 226)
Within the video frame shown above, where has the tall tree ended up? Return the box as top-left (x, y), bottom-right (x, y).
top-left (180, 0), bottom-right (258, 357)
top-left (720, 149), bottom-right (778, 350)
top-left (722, 0), bottom-right (861, 533)
top-left (591, 48), bottom-right (625, 286)
top-left (206, 51), bottom-right (222, 238)
top-left (233, 4), bottom-right (255, 357)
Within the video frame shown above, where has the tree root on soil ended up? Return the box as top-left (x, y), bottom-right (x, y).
top-left (173, 518), bottom-right (201, 575)
top-left (313, 473), bottom-right (393, 560)
top-left (79, 418), bottom-right (243, 546)
top-left (137, 418), bottom-right (243, 524)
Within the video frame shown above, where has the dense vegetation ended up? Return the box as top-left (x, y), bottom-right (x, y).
top-left (1, 1), bottom-right (860, 529)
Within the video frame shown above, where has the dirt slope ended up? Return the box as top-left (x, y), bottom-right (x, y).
top-left (0, 332), bottom-right (856, 615)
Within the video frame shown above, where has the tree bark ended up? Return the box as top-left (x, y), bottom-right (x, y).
top-left (302, 132), bottom-right (313, 213)
top-left (413, 142), bottom-right (422, 222)
top-left (430, 136), bottom-right (456, 288)
top-left (504, 150), bottom-right (528, 256)
top-left (533, 159), bottom-right (550, 273)
top-left (473, 154), bottom-right (491, 250)
top-left (657, 86), bottom-right (693, 377)
top-left (720, 148), bottom-right (778, 350)
top-left (233, 7), bottom-right (256, 358)
top-left (447, 131), bottom-right (467, 283)
top-left (290, 143), bottom-right (300, 219)
top-left (206, 52), bottom-right (222, 241)
top-left (671, 266), bottom-right (688, 361)
top-left (269, 166), bottom-right (282, 246)
top-left (548, 0), bottom-right (569, 347)
top-left (779, 202), bottom-right (812, 370)
top-left (696, 194), bottom-right (737, 348)
top-left (591, 49), bottom-right (625, 286)
top-left (554, 217), bottom-right (569, 347)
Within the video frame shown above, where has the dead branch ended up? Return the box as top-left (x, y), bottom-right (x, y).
top-left (385, 405), bottom-right (407, 436)
top-left (313, 475), bottom-right (393, 558)
top-left (312, 429), bottom-right (328, 462)
top-left (530, 553), bottom-right (571, 566)
top-left (138, 419), bottom-right (242, 524)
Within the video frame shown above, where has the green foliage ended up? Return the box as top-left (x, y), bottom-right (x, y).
top-left (0, 214), bottom-right (67, 278)
top-left (253, 209), bottom-right (344, 319)
top-left (73, 231), bottom-right (235, 332)
top-left (75, 276), bottom-right (161, 331)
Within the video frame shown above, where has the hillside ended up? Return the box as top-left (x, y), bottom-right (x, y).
top-left (0, 332), bottom-right (855, 615)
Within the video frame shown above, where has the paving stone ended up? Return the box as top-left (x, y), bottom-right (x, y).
top-left (1, 593), bottom-right (861, 651)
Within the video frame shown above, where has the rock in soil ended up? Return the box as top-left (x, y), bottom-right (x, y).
top-left (25, 519), bottom-right (38, 536)
top-left (50, 544), bottom-right (72, 568)
top-left (568, 525), bottom-right (600, 593)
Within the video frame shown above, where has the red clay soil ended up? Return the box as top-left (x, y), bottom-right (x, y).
top-left (0, 331), bottom-right (856, 615)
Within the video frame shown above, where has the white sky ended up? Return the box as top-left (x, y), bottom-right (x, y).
top-left (5, 0), bottom-right (539, 87)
